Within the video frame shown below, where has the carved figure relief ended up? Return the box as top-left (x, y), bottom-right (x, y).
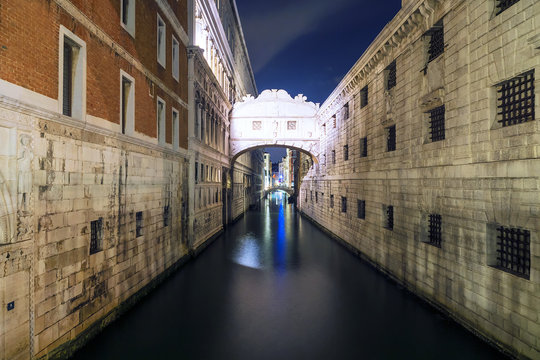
top-left (0, 173), bottom-right (14, 244)
top-left (18, 134), bottom-right (33, 212)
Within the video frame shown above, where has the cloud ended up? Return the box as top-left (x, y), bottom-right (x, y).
top-left (241, 0), bottom-right (352, 73)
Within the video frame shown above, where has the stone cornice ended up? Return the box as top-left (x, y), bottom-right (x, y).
top-left (54, 0), bottom-right (188, 110)
top-left (319, 0), bottom-right (445, 119)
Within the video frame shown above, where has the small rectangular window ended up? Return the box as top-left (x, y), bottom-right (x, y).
top-left (360, 137), bottom-right (367, 157)
top-left (60, 28), bottom-right (86, 120)
top-left (386, 60), bottom-right (396, 90)
top-left (342, 103), bottom-right (349, 120)
top-left (427, 21), bottom-right (444, 63)
top-left (195, 161), bottom-right (199, 182)
top-left (157, 97), bottom-right (166, 144)
top-left (163, 205), bottom-right (170, 227)
top-left (172, 36), bottom-right (180, 80)
top-left (384, 205), bottom-right (394, 230)
top-left (157, 14), bottom-right (166, 67)
top-left (495, 226), bottom-right (530, 279)
top-left (360, 85), bottom-right (368, 108)
top-left (428, 214), bottom-right (442, 247)
top-left (343, 145), bottom-right (349, 161)
top-left (136, 211), bottom-right (143, 237)
top-left (172, 108), bottom-right (179, 149)
top-left (496, 70), bottom-right (535, 127)
top-left (429, 105), bottom-right (445, 142)
top-left (121, 73), bottom-right (134, 135)
top-left (121, 0), bottom-right (135, 36)
top-left (310, 191), bottom-right (313, 201)
top-left (315, 192), bottom-right (318, 203)
top-left (330, 195), bottom-right (334, 208)
top-left (332, 115), bottom-right (337, 128)
top-left (357, 200), bottom-right (365, 219)
top-left (386, 125), bottom-right (396, 152)
top-left (495, 0), bottom-right (520, 15)
top-left (332, 150), bottom-right (336, 164)
top-left (341, 197), bottom-right (347, 213)
top-left (90, 218), bottom-right (103, 254)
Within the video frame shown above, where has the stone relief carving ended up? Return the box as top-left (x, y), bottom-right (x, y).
top-left (17, 134), bottom-right (34, 238)
top-left (0, 172), bottom-right (15, 244)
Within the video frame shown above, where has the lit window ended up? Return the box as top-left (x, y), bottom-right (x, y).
top-left (157, 14), bottom-right (166, 67)
top-left (157, 97), bottom-right (166, 145)
top-left (172, 36), bottom-right (180, 81)
top-left (121, 0), bottom-right (135, 36)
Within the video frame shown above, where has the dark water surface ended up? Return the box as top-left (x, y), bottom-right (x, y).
top-left (71, 192), bottom-right (508, 360)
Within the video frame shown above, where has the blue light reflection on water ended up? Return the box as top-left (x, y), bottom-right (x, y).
top-left (232, 191), bottom-right (291, 271)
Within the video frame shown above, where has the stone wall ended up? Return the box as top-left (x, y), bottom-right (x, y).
top-left (0, 104), bottom-right (190, 359)
top-left (299, 0), bottom-right (540, 358)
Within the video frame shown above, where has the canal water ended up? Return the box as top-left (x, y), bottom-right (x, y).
top-left (71, 192), bottom-right (508, 360)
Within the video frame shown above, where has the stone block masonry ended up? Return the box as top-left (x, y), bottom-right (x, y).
top-left (299, 0), bottom-right (540, 358)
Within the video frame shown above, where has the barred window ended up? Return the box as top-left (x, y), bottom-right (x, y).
top-left (343, 145), bottom-right (349, 161)
top-left (495, 0), bottom-right (520, 15)
top-left (315, 192), bottom-right (318, 203)
top-left (360, 137), bottom-right (367, 157)
top-left (330, 195), bottom-right (334, 208)
top-left (90, 218), bottom-right (103, 254)
top-left (357, 200), bottom-right (365, 219)
top-left (332, 150), bottom-right (336, 164)
top-left (384, 205), bottom-right (394, 230)
top-left (341, 197), bottom-right (347, 213)
top-left (343, 103), bottom-right (349, 120)
top-left (429, 105), bottom-right (445, 142)
top-left (428, 214), bottom-right (442, 247)
top-left (495, 226), bottom-right (530, 279)
top-left (136, 211), bottom-right (143, 237)
top-left (428, 22), bottom-right (444, 63)
top-left (311, 191), bottom-right (313, 201)
top-left (163, 205), bottom-right (170, 227)
top-left (360, 85), bottom-right (368, 108)
top-left (496, 70), bottom-right (535, 127)
top-left (386, 125), bottom-right (396, 152)
top-left (332, 115), bottom-right (337, 128)
top-left (386, 60), bottom-right (396, 90)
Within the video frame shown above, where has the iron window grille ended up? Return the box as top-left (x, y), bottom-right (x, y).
top-left (428, 22), bottom-right (444, 63)
top-left (332, 150), bottom-right (336, 164)
top-left (385, 206), bottom-right (394, 230)
top-left (387, 125), bottom-right (396, 152)
top-left (495, 0), bottom-right (520, 15)
top-left (330, 195), bottom-right (334, 208)
top-left (341, 197), bottom-right (347, 213)
top-left (343, 103), bottom-right (349, 120)
top-left (163, 205), bottom-right (170, 227)
top-left (357, 200), bottom-right (366, 219)
top-left (90, 218), bottom-right (103, 254)
top-left (428, 214), bottom-right (442, 247)
top-left (360, 85), bottom-right (368, 108)
top-left (496, 226), bottom-right (530, 279)
top-left (344, 145), bottom-right (349, 161)
top-left (386, 61), bottom-right (396, 90)
top-left (496, 70), bottom-right (535, 127)
top-left (429, 105), bottom-right (446, 142)
top-left (360, 137), bottom-right (367, 157)
top-left (136, 211), bottom-right (143, 237)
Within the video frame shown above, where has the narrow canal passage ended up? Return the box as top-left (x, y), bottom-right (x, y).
top-left (71, 192), bottom-right (507, 360)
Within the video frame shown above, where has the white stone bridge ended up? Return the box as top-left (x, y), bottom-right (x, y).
top-left (230, 89), bottom-right (320, 162)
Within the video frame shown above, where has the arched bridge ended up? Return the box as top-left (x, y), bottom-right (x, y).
top-left (263, 186), bottom-right (294, 197)
top-left (230, 90), bottom-right (320, 162)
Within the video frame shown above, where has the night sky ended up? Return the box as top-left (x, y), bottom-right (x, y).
top-left (235, 0), bottom-right (403, 161)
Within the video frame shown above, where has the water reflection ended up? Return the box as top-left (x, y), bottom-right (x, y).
top-left (231, 192), bottom-right (298, 271)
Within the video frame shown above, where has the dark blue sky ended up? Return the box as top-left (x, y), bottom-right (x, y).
top-left (235, 0), bottom-right (403, 160)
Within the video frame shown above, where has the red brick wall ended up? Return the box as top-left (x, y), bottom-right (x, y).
top-left (0, 0), bottom-right (188, 147)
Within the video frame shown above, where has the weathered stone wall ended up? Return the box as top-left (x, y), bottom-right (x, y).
top-left (0, 104), bottom-right (190, 359)
top-left (299, 0), bottom-right (540, 358)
